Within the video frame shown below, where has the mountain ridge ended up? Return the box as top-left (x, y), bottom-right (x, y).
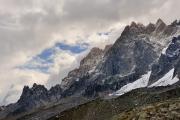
top-left (0, 19), bottom-right (180, 120)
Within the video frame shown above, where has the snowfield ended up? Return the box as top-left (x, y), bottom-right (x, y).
top-left (149, 69), bottom-right (179, 87)
top-left (111, 68), bottom-right (179, 97)
top-left (111, 71), bottom-right (151, 96)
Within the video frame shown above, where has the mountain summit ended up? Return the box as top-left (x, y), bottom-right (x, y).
top-left (0, 19), bottom-right (180, 120)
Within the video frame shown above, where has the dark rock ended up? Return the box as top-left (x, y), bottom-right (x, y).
top-left (171, 20), bottom-right (180, 26)
top-left (146, 23), bottom-right (156, 34)
top-left (149, 35), bottom-right (180, 85)
top-left (155, 18), bottom-right (167, 33)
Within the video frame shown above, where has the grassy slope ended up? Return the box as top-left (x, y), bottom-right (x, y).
top-left (48, 85), bottom-right (180, 120)
top-left (112, 98), bottom-right (180, 120)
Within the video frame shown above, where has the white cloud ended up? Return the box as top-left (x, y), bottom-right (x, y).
top-left (46, 50), bottom-right (84, 88)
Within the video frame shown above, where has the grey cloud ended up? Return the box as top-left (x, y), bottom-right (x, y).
top-left (2, 85), bottom-right (19, 105)
top-left (61, 0), bottom-right (168, 26)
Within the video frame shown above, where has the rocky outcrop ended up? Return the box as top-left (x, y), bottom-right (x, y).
top-left (149, 35), bottom-right (180, 85)
top-left (171, 20), bottom-right (180, 26)
top-left (18, 84), bottom-right (49, 109)
top-left (60, 46), bottom-right (109, 90)
top-left (2, 83), bottom-right (63, 116)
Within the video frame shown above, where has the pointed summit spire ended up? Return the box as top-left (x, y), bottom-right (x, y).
top-left (130, 21), bottom-right (137, 27)
top-left (156, 18), bottom-right (166, 26)
top-left (155, 18), bottom-right (166, 33)
top-left (33, 83), bottom-right (38, 87)
top-left (146, 23), bottom-right (156, 34)
top-left (171, 19), bottom-right (180, 26)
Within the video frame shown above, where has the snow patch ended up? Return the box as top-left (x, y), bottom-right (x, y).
top-left (110, 71), bottom-right (151, 96)
top-left (75, 78), bottom-right (79, 82)
top-left (88, 66), bottom-right (96, 74)
top-left (149, 69), bottom-right (179, 87)
top-left (162, 46), bottom-right (168, 55)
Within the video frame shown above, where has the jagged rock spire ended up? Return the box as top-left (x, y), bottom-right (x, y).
top-left (156, 18), bottom-right (166, 26)
top-left (171, 19), bottom-right (180, 26)
top-left (146, 23), bottom-right (156, 34)
top-left (155, 18), bottom-right (166, 33)
top-left (130, 21), bottom-right (137, 27)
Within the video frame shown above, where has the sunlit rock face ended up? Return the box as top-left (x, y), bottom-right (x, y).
top-left (60, 47), bottom-right (105, 90)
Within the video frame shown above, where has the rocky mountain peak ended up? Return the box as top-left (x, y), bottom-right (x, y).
top-left (0, 106), bottom-right (4, 111)
top-left (146, 23), bottom-right (156, 34)
top-left (155, 18), bottom-right (167, 33)
top-left (104, 44), bottom-right (113, 53)
top-left (17, 83), bottom-right (63, 110)
top-left (80, 47), bottom-right (103, 67)
top-left (120, 22), bottom-right (145, 38)
top-left (120, 25), bottom-right (130, 37)
top-left (171, 20), bottom-right (180, 26)
top-left (60, 46), bottom-right (105, 90)
top-left (156, 18), bottom-right (166, 26)
top-left (17, 83), bottom-right (49, 110)
top-left (131, 22), bottom-right (144, 28)
top-left (17, 19), bottom-right (180, 105)
top-left (19, 86), bottom-right (30, 99)
top-left (31, 83), bottom-right (47, 92)
top-left (48, 85), bottom-right (62, 100)
top-left (130, 21), bottom-right (137, 27)
top-left (128, 22), bottom-right (146, 34)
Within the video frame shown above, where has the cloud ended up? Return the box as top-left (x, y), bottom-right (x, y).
top-left (18, 42), bottom-right (88, 74)
top-left (0, 0), bottom-right (180, 105)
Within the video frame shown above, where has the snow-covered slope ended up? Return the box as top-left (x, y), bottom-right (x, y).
top-left (111, 68), bottom-right (179, 97)
top-left (149, 69), bottom-right (179, 87)
top-left (111, 71), bottom-right (151, 96)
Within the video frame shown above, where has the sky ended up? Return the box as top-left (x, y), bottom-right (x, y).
top-left (0, 0), bottom-right (180, 105)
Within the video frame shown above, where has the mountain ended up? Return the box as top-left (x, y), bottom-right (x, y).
top-left (0, 19), bottom-right (180, 120)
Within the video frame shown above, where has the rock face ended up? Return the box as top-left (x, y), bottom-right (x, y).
top-left (0, 19), bottom-right (180, 120)
top-left (104, 19), bottom-right (173, 75)
top-left (19, 83), bottom-right (63, 108)
top-left (149, 35), bottom-right (180, 85)
top-left (1, 84), bottom-right (63, 117)
top-left (171, 20), bottom-right (180, 26)
top-left (60, 47), bottom-right (105, 90)
top-left (18, 84), bottom-right (49, 110)
top-left (82, 19), bottom-right (179, 96)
